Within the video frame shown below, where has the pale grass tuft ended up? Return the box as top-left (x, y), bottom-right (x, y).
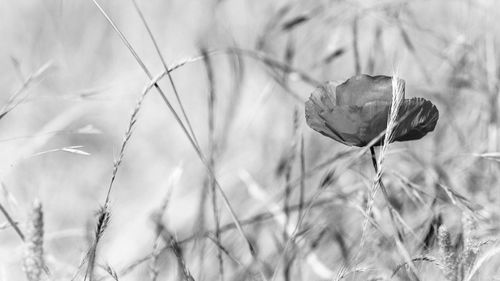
top-left (23, 199), bottom-right (45, 281)
top-left (460, 213), bottom-right (478, 279)
top-left (438, 225), bottom-right (458, 281)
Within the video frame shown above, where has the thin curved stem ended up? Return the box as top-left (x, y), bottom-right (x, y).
top-left (369, 146), bottom-right (403, 241)
top-left (369, 146), bottom-right (379, 174)
top-left (369, 147), bottom-right (422, 279)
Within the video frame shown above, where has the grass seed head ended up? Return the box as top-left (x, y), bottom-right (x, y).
top-left (23, 200), bottom-right (44, 281)
top-left (438, 225), bottom-right (458, 281)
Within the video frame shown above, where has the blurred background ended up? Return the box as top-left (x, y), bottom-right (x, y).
top-left (1, 0), bottom-right (499, 280)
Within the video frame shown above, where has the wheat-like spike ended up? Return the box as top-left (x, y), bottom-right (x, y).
top-left (148, 237), bottom-right (162, 281)
top-left (378, 74), bottom-right (405, 168)
top-left (23, 200), bottom-right (45, 281)
top-left (460, 213), bottom-right (478, 279)
top-left (85, 204), bottom-right (111, 281)
top-left (103, 264), bottom-right (119, 281)
top-left (438, 225), bottom-right (458, 281)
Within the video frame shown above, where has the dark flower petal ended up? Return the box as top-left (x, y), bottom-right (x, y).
top-left (305, 82), bottom-right (343, 142)
top-left (305, 83), bottom-right (365, 146)
top-left (319, 106), bottom-right (362, 135)
top-left (308, 81), bottom-right (337, 110)
top-left (393, 98), bottom-right (439, 142)
top-left (305, 101), bottom-right (346, 144)
top-left (336, 75), bottom-right (403, 106)
top-left (359, 101), bottom-right (392, 145)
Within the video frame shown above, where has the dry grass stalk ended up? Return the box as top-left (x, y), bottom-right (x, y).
top-left (240, 171), bottom-right (335, 280)
top-left (438, 225), bottom-right (458, 281)
top-left (218, 47), bottom-right (245, 150)
top-left (352, 15), bottom-right (361, 75)
top-left (110, 199), bottom-right (333, 280)
top-left (460, 214), bottom-right (478, 279)
top-left (85, 204), bottom-right (111, 281)
top-left (282, 109), bottom-right (300, 281)
top-left (23, 200), bottom-right (45, 281)
top-left (87, 3), bottom-right (261, 278)
top-left (201, 46), bottom-right (224, 281)
top-left (392, 256), bottom-right (441, 277)
top-left (105, 86), bottom-right (145, 202)
top-left (148, 168), bottom-right (180, 281)
top-left (0, 202), bottom-right (24, 241)
top-left (148, 237), bottom-right (162, 281)
top-left (154, 219), bottom-right (195, 281)
top-left (103, 264), bottom-right (119, 281)
top-left (82, 69), bottom-right (149, 280)
top-left (89, 0), bottom-right (204, 168)
top-left (0, 61), bottom-right (53, 121)
top-left (395, 18), bottom-right (431, 82)
top-left (366, 24), bottom-right (383, 74)
top-left (92, 1), bottom-right (256, 255)
top-left (130, 0), bottom-right (200, 149)
top-left (298, 135), bottom-right (306, 227)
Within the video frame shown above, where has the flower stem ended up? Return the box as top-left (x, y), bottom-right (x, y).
top-left (368, 147), bottom-right (420, 278)
top-left (369, 146), bottom-right (379, 173)
top-left (369, 146), bottom-right (404, 241)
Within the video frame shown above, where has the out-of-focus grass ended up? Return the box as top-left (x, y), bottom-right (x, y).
top-left (1, 0), bottom-right (500, 280)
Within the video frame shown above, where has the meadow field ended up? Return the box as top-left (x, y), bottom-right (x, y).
top-left (1, 0), bottom-right (499, 280)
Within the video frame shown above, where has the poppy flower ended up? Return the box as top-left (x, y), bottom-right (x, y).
top-left (305, 74), bottom-right (439, 147)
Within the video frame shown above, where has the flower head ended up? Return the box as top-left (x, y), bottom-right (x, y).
top-left (305, 74), bottom-right (439, 146)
